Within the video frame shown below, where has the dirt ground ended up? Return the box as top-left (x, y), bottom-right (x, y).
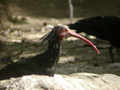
top-left (0, 17), bottom-right (120, 76)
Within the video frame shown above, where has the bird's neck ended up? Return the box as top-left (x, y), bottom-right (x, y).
top-left (47, 38), bottom-right (61, 65)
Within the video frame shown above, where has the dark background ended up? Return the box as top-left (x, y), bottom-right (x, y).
top-left (1, 0), bottom-right (120, 19)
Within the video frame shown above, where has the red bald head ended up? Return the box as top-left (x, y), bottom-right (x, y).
top-left (55, 24), bottom-right (100, 54)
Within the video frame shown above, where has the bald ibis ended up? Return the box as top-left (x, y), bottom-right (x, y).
top-left (0, 24), bottom-right (99, 80)
top-left (68, 16), bottom-right (120, 62)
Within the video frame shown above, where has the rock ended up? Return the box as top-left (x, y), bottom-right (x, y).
top-left (108, 63), bottom-right (120, 68)
top-left (0, 73), bottom-right (120, 90)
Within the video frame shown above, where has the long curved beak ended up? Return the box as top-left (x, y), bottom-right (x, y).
top-left (67, 30), bottom-right (100, 54)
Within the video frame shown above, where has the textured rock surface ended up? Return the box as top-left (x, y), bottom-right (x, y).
top-left (0, 73), bottom-right (120, 90)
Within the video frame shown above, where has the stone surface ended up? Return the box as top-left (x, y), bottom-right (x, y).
top-left (0, 73), bottom-right (120, 90)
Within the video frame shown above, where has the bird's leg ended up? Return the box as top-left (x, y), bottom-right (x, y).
top-left (116, 47), bottom-right (120, 54)
top-left (109, 45), bottom-right (114, 63)
top-left (47, 66), bottom-right (56, 77)
top-left (115, 47), bottom-right (120, 62)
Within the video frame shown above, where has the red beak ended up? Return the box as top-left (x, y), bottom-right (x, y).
top-left (67, 30), bottom-right (100, 54)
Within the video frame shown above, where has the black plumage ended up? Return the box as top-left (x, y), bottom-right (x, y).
top-left (0, 27), bottom-right (61, 80)
top-left (68, 16), bottom-right (120, 62)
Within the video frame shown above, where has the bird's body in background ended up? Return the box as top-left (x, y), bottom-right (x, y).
top-left (0, 24), bottom-right (99, 80)
top-left (68, 16), bottom-right (120, 62)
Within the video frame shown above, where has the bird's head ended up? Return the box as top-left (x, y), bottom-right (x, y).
top-left (54, 24), bottom-right (100, 54)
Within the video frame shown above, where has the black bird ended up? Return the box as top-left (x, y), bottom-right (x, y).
top-left (0, 24), bottom-right (99, 80)
top-left (68, 16), bottom-right (120, 62)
